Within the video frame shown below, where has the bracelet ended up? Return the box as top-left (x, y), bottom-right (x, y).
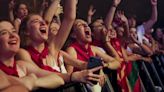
top-left (70, 72), bottom-right (73, 82)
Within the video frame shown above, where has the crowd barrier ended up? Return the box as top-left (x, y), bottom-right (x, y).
top-left (33, 54), bottom-right (164, 92)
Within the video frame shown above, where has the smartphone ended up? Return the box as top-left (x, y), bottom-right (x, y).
top-left (87, 57), bottom-right (103, 84)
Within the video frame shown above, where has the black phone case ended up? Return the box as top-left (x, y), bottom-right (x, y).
top-left (87, 57), bottom-right (103, 84)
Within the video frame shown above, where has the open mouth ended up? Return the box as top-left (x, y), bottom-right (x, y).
top-left (8, 40), bottom-right (17, 45)
top-left (85, 31), bottom-right (90, 35)
top-left (40, 29), bottom-right (46, 33)
top-left (40, 27), bottom-right (47, 34)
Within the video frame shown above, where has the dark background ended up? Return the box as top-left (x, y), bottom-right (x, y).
top-left (0, 0), bottom-right (164, 28)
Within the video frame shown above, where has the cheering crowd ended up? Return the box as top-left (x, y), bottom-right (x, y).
top-left (0, 0), bottom-right (163, 92)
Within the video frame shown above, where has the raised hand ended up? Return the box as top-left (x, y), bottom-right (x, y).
top-left (151, 0), bottom-right (157, 6)
top-left (41, 0), bottom-right (49, 9)
top-left (117, 10), bottom-right (128, 23)
top-left (88, 5), bottom-right (96, 17)
top-left (101, 29), bottom-right (111, 42)
top-left (8, 0), bottom-right (15, 10)
top-left (113, 0), bottom-right (121, 6)
top-left (130, 33), bottom-right (139, 44)
top-left (55, 4), bottom-right (63, 16)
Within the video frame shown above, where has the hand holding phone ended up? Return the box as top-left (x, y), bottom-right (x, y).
top-left (87, 57), bottom-right (103, 84)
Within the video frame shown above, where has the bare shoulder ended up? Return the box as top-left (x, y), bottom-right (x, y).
top-left (16, 60), bottom-right (29, 67)
top-left (91, 45), bottom-right (100, 52)
top-left (17, 48), bottom-right (30, 57)
top-left (16, 60), bottom-right (39, 73)
top-left (66, 46), bottom-right (77, 58)
top-left (66, 46), bottom-right (76, 53)
top-left (16, 48), bottom-right (33, 63)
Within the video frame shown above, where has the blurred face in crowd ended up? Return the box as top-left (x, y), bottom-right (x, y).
top-left (0, 21), bottom-right (20, 55)
top-left (49, 18), bottom-right (60, 39)
top-left (108, 28), bottom-right (117, 39)
top-left (129, 27), bottom-right (137, 39)
top-left (92, 19), bottom-right (107, 41)
top-left (156, 28), bottom-right (163, 39)
top-left (26, 14), bottom-right (49, 43)
top-left (116, 26), bottom-right (124, 37)
top-left (73, 19), bottom-right (92, 43)
top-left (128, 17), bottom-right (136, 28)
top-left (17, 3), bottom-right (28, 18)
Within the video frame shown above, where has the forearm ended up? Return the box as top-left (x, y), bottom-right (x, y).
top-left (137, 43), bottom-right (153, 56)
top-left (65, 65), bottom-right (74, 74)
top-left (144, 4), bottom-right (157, 32)
top-left (151, 5), bottom-right (158, 24)
top-left (126, 54), bottom-right (141, 61)
top-left (55, 73), bottom-right (71, 83)
top-left (44, 0), bottom-right (60, 24)
top-left (104, 41), bottom-right (120, 59)
top-left (53, 0), bottom-right (76, 49)
top-left (63, 51), bottom-right (87, 70)
top-left (63, 0), bottom-right (76, 21)
top-left (35, 73), bottom-right (64, 89)
top-left (105, 5), bottom-right (117, 29)
top-left (123, 22), bottom-right (130, 38)
top-left (65, 59), bottom-right (87, 70)
top-left (87, 15), bottom-right (92, 24)
top-left (0, 74), bottom-right (10, 90)
top-left (9, 10), bottom-right (14, 23)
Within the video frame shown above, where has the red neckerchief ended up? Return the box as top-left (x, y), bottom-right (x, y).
top-left (110, 38), bottom-right (123, 58)
top-left (110, 38), bottom-right (129, 92)
top-left (26, 43), bottom-right (59, 73)
top-left (70, 42), bottom-right (94, 61)
top-left (92, 40), bottom-right (104, 48)
top-left (70, 42), bottom-right (94, 71)
top-left (0, 60), bottom-right (18, 77)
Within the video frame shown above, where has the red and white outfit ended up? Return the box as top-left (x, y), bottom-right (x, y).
top-left (26, 43), bottom-right (67, 73)
top-left (69, 42), bottom-right (101, 92)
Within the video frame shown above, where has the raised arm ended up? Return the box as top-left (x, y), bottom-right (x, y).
top-left (44, 0), bottom-right (60, 24)
top-left (51, 0), bottom-right (77, 50)
top-left (8, 0), bottom-right (15, 23)
top-left (87, 5), bottom-right (96, 24)
top-left (39, 0), bottom-right (49, 17)
top-left (102, 30), bottom-right (120, 59)
top-left (143, 0), bottom-right (158, 33)
top-left (104, 0), bottom-right (121, 30)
